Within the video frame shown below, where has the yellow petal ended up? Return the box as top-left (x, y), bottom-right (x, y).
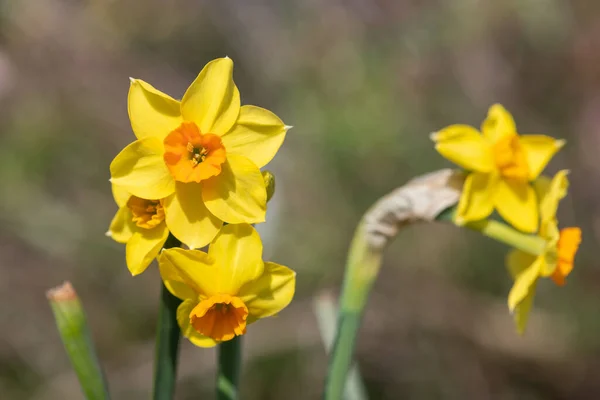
top-left (506, 249), bottom-right (537, 280)
top-left (455, 172), bottom-right (496, 224)
top-left (507, 256), bottom-right (542, 311)
top-left (128, 79), bottom-right (183, 140)
top-left (239, 262), bottom-right (296, 320)
top-left (494, 179), bottom-right (538, 233)
top-left (208, 224), bottom-right (265, 295)
top-left (519, 135), bottom-right (565, 180)
top-left (202, 154), bottom-right (266, 224)
top-left (513, 284), bottom-right (536, 335)
top-left (431, 125), bottom-right (494, 172)
top-left (164, 183), bottom-right (223, 249)
top-left (110, 138), bottom-right (176, 199)
top-left (177, 299), bottom-right (218, 348)
top-left (222, 105), bottom-right (288, 168)
top-left (181, 58), bottom-right (240, 135)
top-left (158, 250), bottom-right (204, 301)
top-left (158, 247), bottom-right (220, 297)
top-left (125, 223), bottom-right (169, 276)
top-left (107, 206), bottom-right (135, 243)
top-left (481, 104), bottom-right (517, 143)
top-left (534, 170), bottom-right (569, 223)
top-left (111, 183), bottom-right (131, 208)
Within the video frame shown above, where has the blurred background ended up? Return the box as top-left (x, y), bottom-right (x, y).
top-left (1, 1), bottom-right (599, 399)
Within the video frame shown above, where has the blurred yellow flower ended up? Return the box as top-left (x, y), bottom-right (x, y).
top-left (158, 223), bottom-right (296, 346)
top-left (431, 104), bottom-right (564, 232)
top-left (506, 170), bottom-right (581, 333)
top-left (110, 57), bottom-right (289, 249)
top-left (107, 184), bottom-right (169, 275)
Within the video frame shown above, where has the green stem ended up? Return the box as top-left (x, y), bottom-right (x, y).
top-left (152, 234), bottom-right (183, 400)
top-left (217, 336), bottom-right (242, 400)
top-left (315, 293), bottom-right (368, 400)
top-left (437, 206), bottom-right (547, 256)
top-left (464, 219), bottom-right (546, 255)
top-left (47, 282), bottom-right (111, 400)
top-left (324, 224), bottom-right (381, 400)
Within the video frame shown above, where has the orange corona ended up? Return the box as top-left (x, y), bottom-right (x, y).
top-left (126, 196), bottom-right (165, 229)
top-left (163, 122), bottom-right (227, 183)
top-left (551, 227), bottom-right (582, 286)
top-left (492, 134), bottom-right (529, 181)
top-left (189, 294), bottom-right (248, 342)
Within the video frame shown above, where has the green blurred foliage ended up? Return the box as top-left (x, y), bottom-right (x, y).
top-left (1, 1), bottom-right (599, 399)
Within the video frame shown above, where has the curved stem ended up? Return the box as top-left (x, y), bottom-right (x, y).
top-left (217, 336), bottom-right (242, 400)
top-left (152, 234), bottom-right (183, 400)
top-left (323, 169), bottom-right (547, 399)
top-left (324, 225), bottom-right (378, 400)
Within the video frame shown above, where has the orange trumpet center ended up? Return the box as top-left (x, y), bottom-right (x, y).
top-left (126, 196), bottom-right (165, 229)
top-left (551, 227), bottom-right (581, 286)
top-left (163, 122), bottom-right (227, 183)
top-left (492, 134), bottom-right (529, 181)
top-left (189, 294), bottom-right (248, 342)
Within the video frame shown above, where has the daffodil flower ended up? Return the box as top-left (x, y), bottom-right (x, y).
top-left (432, 104), bottom-right (564, 233)
top-left (110, 57), bottom-right (289, 249)
top-left (158, 223), bottom-right (296, 347)
top-left (106, 184), bottom-right (169, 275)
top-left (506, 170), bottom-right (581, 333)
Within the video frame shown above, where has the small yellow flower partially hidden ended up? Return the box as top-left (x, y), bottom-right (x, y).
top-left (107, 184), bottom-right (170, 276)
top-left (158, 223), bottom-right (296, 346)
top-left (110, 57), bottom-right (290, 249)
top-left (506, 170), bottom-right (581, 334)
top-left (431, 104), bottom-right (564, 232)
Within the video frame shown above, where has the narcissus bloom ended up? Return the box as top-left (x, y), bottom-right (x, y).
top-left (506, 170), bottom-right (581, 333)
top-left (110, 57), bottom-right (289, 248)
top-left (158, 224), bottom-right (296, 347)
top-left (106, 184), bottom-right (169, 275)
top-left (432, 104), bottom-right (564, 233)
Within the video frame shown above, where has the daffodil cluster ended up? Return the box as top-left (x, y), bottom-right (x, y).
top-left (107, 57), bottom-right (295, 346)
top-left (432, 105), bottom-right (581, 333)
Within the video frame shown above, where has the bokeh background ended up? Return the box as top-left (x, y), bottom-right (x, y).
top-left (1, 1), bottom-right (599, 399)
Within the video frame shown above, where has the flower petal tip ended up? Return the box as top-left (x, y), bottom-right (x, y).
top-left (555, 139), bottom-right (566, 149)
top-left (105, 230), bottom-right (112, 237)
top-left (429, 131), bottom-right (440, 141)
top-left (284, 125), bottom-right (293, 131)
top-left (129, 77), bottom-right (136, 84)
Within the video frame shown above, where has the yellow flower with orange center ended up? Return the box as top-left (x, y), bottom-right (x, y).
top-left (110, 57), bottom-right (290, 249)
top-left (506, 170), bottom-right (581, 333)
top-left (106, 184), bottom-right (169, 275)
top-left (431, 104), bottom-right (565, 233)
top-left (158, 224), bottom-right (296, 346)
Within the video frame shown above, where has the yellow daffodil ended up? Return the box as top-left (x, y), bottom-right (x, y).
top-left (110, 57), bottom-right (289, 249)
top-left (431, 104), bottom-right (564, 233)
top-left (158, 223), bottom-right (296, 347)
top-left (506, 170), bottom-right (581, 333)
top-left (106, 184), bottom-right (169, 275)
